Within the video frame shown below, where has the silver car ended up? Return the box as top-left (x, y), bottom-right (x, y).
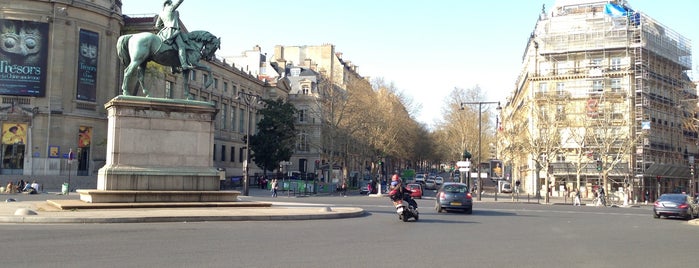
top-left (653, 193), bottom-right (699, 220)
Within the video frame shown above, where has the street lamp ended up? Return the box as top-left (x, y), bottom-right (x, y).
top-left (460, 101), bottom-right (501, 201)
top-left (236, 91), bottom-right (262, 196)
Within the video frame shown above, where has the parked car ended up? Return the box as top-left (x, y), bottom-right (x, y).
top-left (407, 183), bottom-right (423, 199)
top-left (434, 176), bottom-right (444, 186)
top-left (425, 178), bottom-right (436, 190)
top-left (653, 193), bottom-right (699, 220)
top-left (436, 182), bottom-right (472, 214)
top-left (501, 182), bottom-right (512, 193)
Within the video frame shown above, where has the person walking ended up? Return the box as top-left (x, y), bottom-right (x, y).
top-left (341, 179), bottom-right (348, 197)
top-left (573, 189), bottom-right (582, 206)
top-left (271, 179), bottom-right (278, 198)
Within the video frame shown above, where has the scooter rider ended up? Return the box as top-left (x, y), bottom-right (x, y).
top-left (389, 173), bottom-right (418, 209)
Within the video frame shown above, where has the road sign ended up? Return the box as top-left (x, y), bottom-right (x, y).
top-left (459, 167), bottom-right (469, 172)
top-left (457, 161), bottom-right (471, 168)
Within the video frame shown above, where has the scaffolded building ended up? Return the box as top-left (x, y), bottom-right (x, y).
top-left (503, 0), bottom-right (695, 202)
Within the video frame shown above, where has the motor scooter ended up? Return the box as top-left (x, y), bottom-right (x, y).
top-left (392, 197), bottom-right (419, 222)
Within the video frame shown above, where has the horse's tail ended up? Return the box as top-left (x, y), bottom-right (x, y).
top-left (116, 34), bottom-right (132, 66)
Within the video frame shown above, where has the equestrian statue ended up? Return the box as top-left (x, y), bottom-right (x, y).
top-left (116, 0), bottom-right (220, 100)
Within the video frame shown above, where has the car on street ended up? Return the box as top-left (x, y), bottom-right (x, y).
top-left (436, 182), bottom-right (472, 214)
top-left (414, 174), bottom-right (426, 185)
top-left (653, 193), bottom-right (699, 220)
top-left (425, 178), bottom-right (436, 190)
top-left (407, 183), bottom-right (423, 199)
top-left (434, 176), bottom-right (444, 186)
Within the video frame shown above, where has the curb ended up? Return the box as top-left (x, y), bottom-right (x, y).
top-left (0, 202), bottom-right (366, 224)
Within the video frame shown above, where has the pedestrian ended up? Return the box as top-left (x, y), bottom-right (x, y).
top-left (573, 188), bottom-right (582, 206)
top-left (644, 189), bottom-right (650, 205)
top-left (341, 179), bottom-right (347, 197)
top-left (271, 179), bottom-right (278, 198)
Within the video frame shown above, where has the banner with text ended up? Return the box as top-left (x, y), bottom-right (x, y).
top-left (0, 19), bottom-right (49, 97)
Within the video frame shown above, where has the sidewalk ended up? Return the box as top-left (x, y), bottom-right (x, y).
top-left (0, 188), bottom-right (364, 224)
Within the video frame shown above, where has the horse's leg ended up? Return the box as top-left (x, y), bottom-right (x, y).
top-left (122, 61), bottom-right (140, 96)
top-left (183, 70), bottom-right (192, 100)
top-left (194, 62), bottom-right (213, 89)
top-left (137, 61), bottom-right (150, 97)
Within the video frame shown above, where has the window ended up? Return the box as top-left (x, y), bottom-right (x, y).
top-left (556, 82), bottom-right (565, 95)
top-left (297, 130), bottom-right (309, 152)
top-left (165, 81), bottom-right (173, 99)
top-left (190, 70), bottom-right (197, 80)
top-left (590, 58), bottom-right (603, 67)
top-left (239, 108), bottom-right (245, 133)
top-left (610, 58), bottom-right (622, 70)
top-left (302, 85), bottom-right (309, 95)
top-left (299, 109), bottom-right (306, 122)
top-left (230, 107), bottom-right (236, 132)
top-left (221, 104), bottom-right (227, 130)
top-left (232, 85), bottom-right (237, 96)
top-left (230, 146), bottom-right (235, 162)
top-left (212, 144), bottom-right (216, 161)
top-left (610, 78), bottom-right (622, 92)
top-left (203, 74), bottom-right (209, 85)
top-left (223, 82), bottom-right (228, 92)
top-left (239, 147), bottom-right (244, 163)
top-left (213, 101), bottom-right (219, 129)
top-left (291, 68), bottom-right (301, 77)
top-left (221, 145), bottom-right (226, 162)
top-left (213, 78), bottom-right (218, 89)
top-left (592, 80), bottom-right (603, 92)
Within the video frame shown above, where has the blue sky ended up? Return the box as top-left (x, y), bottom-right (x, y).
top-left (121, 0), bottom-right (698, 127)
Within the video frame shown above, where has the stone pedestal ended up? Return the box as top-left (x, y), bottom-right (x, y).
top-left (79, 96), bottom-right (239, 203)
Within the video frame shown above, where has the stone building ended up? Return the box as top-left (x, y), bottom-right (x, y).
top-left (0, 1), bottom-right (288, 190)
top-left (272, 44), bottom-right (373, 184)
top-left (501, 0), bottom-right (696, 202)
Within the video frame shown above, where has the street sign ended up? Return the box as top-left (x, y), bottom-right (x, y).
top-left (457, 161), bottom-right (471, 168)
top-left (459, 167), bottom-right (469, 172)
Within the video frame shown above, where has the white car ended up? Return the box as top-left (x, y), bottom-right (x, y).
top-left (435, 176), bottom-right (444, 185)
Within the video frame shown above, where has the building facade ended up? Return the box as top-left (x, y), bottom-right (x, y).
top-left (0, 1), bottom-right (287, 189)
top-left (501, 0), bottom-right (696, 202)
top-left (272, 44), bottom-right (373, 184)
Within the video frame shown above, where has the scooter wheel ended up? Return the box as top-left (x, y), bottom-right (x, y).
top-left (402, 214), bottom-right (409, 222)
top-left (414, 214), bottom-right (419, 221)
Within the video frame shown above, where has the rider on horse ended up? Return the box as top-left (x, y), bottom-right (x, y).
top-left (155, 0), bottom-right (193, 71)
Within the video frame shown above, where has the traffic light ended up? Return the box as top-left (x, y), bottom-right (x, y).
top-left (462, 150), bottom-right (472, 160)
top-left (691, 165), bottom-right (695, 176)
top-left (595, 160), bottom-right (602, 171)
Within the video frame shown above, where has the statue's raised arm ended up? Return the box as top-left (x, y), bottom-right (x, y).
top-left (156, 0), bottom-right (192, 70)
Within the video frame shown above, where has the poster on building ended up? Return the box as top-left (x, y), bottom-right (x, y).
top-left (49, 145), bottom-right (60, 158)
top-left (78, 126), bottom-right (92, 148)
top-left (1, 123), bottom-right (27, 144)
top-left (0, 19), bottom-right (49, 97)
top-left (76, 29), bottom-right (98, 102)
top-left (490, 159), bottom-right (503, 178)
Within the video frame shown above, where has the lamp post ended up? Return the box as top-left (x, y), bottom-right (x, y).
top-left (236, 91), bottom-right (261, 196)
top-left (461, 101), bottom-right (501, 201)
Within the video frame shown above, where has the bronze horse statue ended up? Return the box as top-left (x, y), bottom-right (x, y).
top-left (116, 30), bottom-right (220, 100)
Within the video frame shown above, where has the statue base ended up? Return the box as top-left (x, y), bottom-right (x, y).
top-left (80, 96), bottom-right (235, 203)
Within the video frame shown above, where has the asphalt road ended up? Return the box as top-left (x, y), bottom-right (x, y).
top-left (1, 191), bottom-right (696, 268)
